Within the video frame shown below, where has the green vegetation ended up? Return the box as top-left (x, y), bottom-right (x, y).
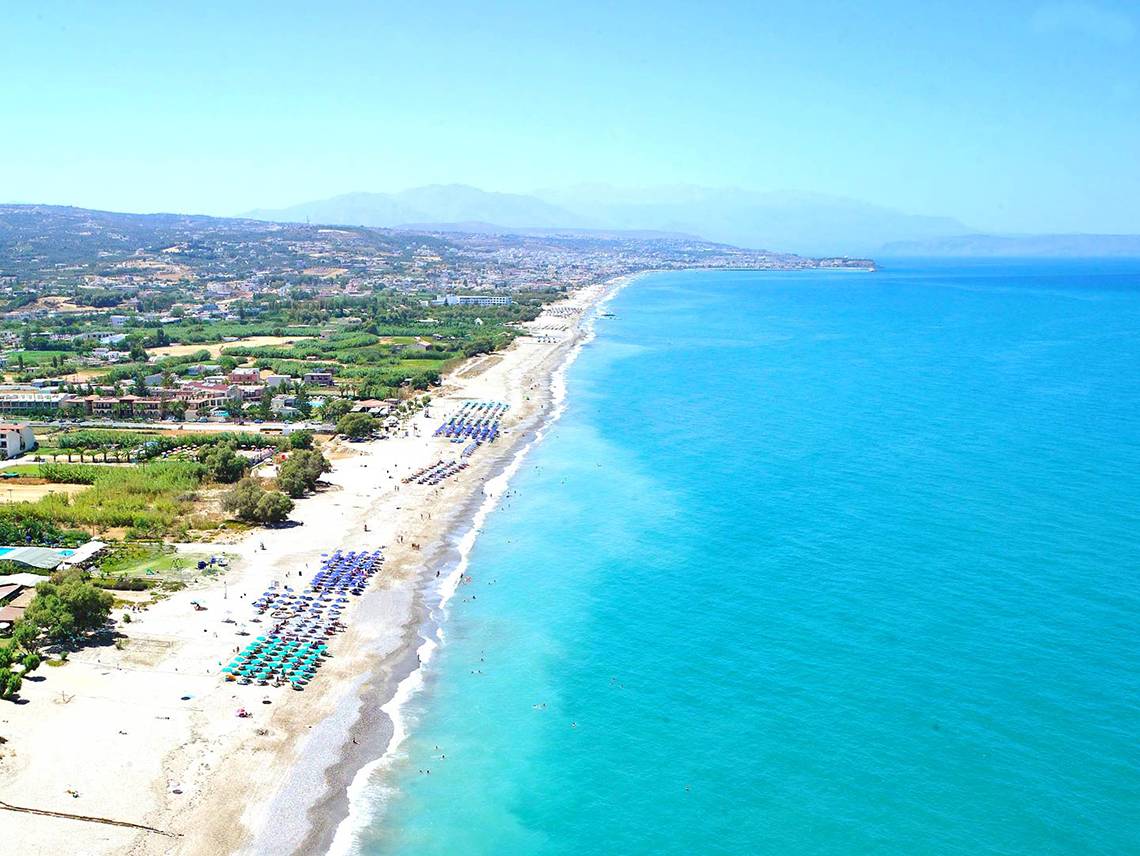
top-left (0, 659), bottom-right (21, 700)
top-left (336, 412), bottom-right (376, 440)
top-left (95, 542), bottom-right (228, 585)
top-left (0, 566), bottom-right (115, 701)
top-left (0, 504), bottom-right (88, 548)
top-left (275, 449), bottom-right (331, 498)
top-left (198, 443), bottom-right (249, 483)
top-left (319, 398), bottom-right (353, 421)
top-left (33, 461), bottom-right (204, 536)
top-left (222, 478), bottom-right (294, 524)
top-left (4, 286), bottom-right (558, 401)
top-left (23, 567), bottom-right (114, 643)
top-left (46, 429), bottom-right (281, 461)
top-left (287, 429), bottom-right (314, 450)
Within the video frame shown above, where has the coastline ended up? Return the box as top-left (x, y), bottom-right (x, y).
top-left (318, 271), bottom-right (640, 856)
top-left (0, 272), bottom-right (635, 856)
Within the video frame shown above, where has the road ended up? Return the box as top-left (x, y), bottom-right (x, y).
top-left (26, 419), bottom-right (334, 433)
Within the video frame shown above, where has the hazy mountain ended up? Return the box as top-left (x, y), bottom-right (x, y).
top-left (394, 220), bottom-right (698, 242)
top-left (535, 185), bottom-right (970, 256)
top-left (880, 234), bottom-right (1140, 258)
top-left (246, 185), bottom-right (589, 230)
top-left (247, 184), bottom-right (970, 256)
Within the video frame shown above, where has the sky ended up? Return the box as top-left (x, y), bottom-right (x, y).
top-left (0, 0), bottom-right (1137, 233)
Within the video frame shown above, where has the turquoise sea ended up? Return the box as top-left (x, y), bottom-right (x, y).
top-left (354, 262), bottom-right (1140, 855)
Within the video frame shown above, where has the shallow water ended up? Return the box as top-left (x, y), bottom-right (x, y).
top-left (350, 261), bottom-right (1140, 855)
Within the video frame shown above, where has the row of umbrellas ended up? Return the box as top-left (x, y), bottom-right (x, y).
top-left (223, 637), bottom-right (329, 686)
top-left (411, 459), bottom-right (469, 485)
top-left (227, 549), bottom-right (384, 689)
top-left (434, 401), bottom-right (509, 440)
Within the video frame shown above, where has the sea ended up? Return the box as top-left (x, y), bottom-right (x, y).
top-left (341, 261), bottom-right (1140, 855)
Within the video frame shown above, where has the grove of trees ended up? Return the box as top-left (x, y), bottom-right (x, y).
top-left (222, 478), bottom-right (294, 524)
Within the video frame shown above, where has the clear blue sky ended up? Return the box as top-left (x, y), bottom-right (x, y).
top-left (1, 1), bottom-right (1137, 232)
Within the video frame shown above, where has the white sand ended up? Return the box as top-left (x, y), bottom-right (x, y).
top-left (0, 280), bottom-right (617, 854)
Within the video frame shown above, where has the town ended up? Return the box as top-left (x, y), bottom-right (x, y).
top-left (0, 204), bottom-right (872, 426)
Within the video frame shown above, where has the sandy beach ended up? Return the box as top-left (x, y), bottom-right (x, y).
top-left (0, 278), bottom-right (623, 855)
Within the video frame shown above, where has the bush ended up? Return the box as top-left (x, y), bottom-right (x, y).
top-left (40, 463), bottom-right (101, 484)
top-left (0, 667), bottom-right (21, 701)
top-left (0, 505), bottom-right (68, 546)
top-left (10, 619), bottom-right (39, 653)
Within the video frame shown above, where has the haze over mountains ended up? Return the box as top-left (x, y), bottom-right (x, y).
top-left (244, 184), bottom-right (1140, 258)
top-left (246, 184), bottom-right (968, 256)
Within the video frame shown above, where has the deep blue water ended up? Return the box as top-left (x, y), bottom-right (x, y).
top-left (354, 261), bottom-right (1140, 855)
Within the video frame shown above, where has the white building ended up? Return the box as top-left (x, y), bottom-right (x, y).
top-left (433, 294), bottom-right (513, 307)
top-left (0, 423), bottom-right (36, 460)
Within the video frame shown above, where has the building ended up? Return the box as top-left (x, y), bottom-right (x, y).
top-left (0, 581), bottom-right (36, 628)
top-left (350, 399), bottom-right (393, 417)
top-left (0, 391), bottom-right (70, 414)
top-left (302, 371), bottom-right (334, 387)
top-left (228, 384), bottom-right (266, 403)
top-left (434, 294), bottom-right (513, 307)
top-left (271, 394), bottom-right (299, 417)
top-left (0, 423), bottom-right (36, 459)
top-left (229, 367), bottom-right (261, 384)
top-left (264, 374), bottom-right (291, 389)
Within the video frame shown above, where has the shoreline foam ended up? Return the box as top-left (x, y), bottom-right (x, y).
top-left (317, 272), bottom-right (639, 855)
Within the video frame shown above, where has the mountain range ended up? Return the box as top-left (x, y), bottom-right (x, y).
top-left (244, 184), bottom-right (1140, 258)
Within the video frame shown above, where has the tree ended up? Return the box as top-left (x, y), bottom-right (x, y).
top-left (288, 429), bottom-right (314, 450)
top-left (133, 372), bottom-right (148, 397)
top-left (337, 412), bottom-right (376, 440)
top-left (275, 461), bottom-right (308, 498)
top-left (255, 490), bottom-right (294, 524)
top-left (258, 387), bottom-right (273, 420)
top-left (320, 398), bottom-right (353, 421)
top-left (223, 478), bottom-right (294, 524)
top-left (222, 478), bottom-right (264, 520)
top-left (201, 443), bottom-right (248, 484)
top-left (24, 571), bottom-right (114, 643)
top-left (294, 384), bottom-right (312, 417)
top-left (276, 449), bottom-right (330, 498)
